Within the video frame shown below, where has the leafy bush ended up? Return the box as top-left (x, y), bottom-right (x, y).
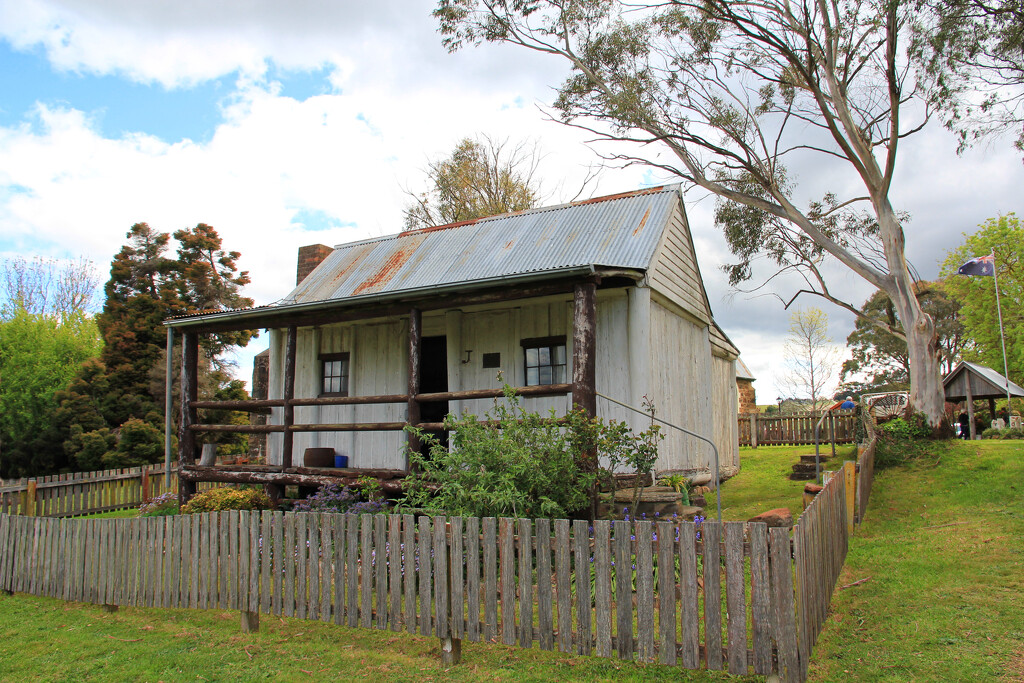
top-left (658, 474), bottom-right (692, 506)
top-left (402, 386), bottom-right (598, 519)
top-left (594, 395), bottom-right (664, 512)
top-left (139, 491), bottom-right (178, 517)
top-left (981, 427), bottom-right (1024, 440)
top-left (292, 483), bottom-right (389, 515)
top-left (875, 413), bottom-right (945, 468)
top-left (180, 487), bottom-right (272, 514)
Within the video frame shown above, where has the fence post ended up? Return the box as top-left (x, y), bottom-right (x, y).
top-left (241, 611), bottom-right (260, 632)
top-left (843, 461), bottom-right (857, 536)
top-left (24, 480), bottom-right (37, 517)
top-left (749, 413), bottom-right (758, 448)
top-left (141, 469), bottom-right (151, 502)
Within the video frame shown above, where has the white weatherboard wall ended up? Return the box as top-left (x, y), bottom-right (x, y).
top-left (265, 286), bottom-right (729, 474)
top-left (711, 354), bottom-right (740, 471)
top-left (648, 299), bottom-right (716, 472)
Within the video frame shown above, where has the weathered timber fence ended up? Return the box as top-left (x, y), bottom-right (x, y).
top-left (793, 469), bottom-right (849, 681)
top-left (0, 511), bottom-right (804, 682)
top-left (855, 440), bottom-right (876, 525)
top-left (739, 411), bottom-right (857, 447)
top-left (0, 464), bottom-right (180, 517)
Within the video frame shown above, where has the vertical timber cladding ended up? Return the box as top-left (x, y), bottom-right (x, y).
top-left (648, 299), bottom-right (716, 472)
top-left (711, 355), bottom-right (740, 470)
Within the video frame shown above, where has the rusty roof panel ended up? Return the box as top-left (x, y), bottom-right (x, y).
top-left (285, 185), bottom-right (679, 305)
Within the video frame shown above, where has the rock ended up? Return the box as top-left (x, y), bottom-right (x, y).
top-left (748, 508), bottom-right (794, 528)
top-left (803, 483), bottom-right (823, 495)
top-left (693, 485), bottom-right (711, 495)
top-left (612, 472), bottom-right (654, 489)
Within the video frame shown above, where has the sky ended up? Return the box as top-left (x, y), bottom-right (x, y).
top-left (1, 0), bottom-right (1021, 404)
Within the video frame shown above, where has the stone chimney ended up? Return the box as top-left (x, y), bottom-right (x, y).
top-left (296, 244), bottom-right (333, 285)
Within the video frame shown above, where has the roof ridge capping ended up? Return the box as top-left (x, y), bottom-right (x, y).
top-left (388, 183), bottom-right (680, 240)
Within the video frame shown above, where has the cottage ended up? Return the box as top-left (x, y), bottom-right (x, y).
top-left (165, 185), bottom-right (741, 498)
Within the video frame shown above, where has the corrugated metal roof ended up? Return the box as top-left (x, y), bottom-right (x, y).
top-left (285, 185), bottom-right (678, 304)
top-left (736, 358), bottom-right (755, 381)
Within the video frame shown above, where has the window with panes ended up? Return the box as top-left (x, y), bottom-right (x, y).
top-left (320, 352), bottom-right (350, 396)
top-left (521, 336), bottom-right (567, 386)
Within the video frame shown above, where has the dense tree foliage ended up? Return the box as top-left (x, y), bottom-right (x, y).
top-left (0, 307), bottom-right (102, 478)
top-left (404, 136), bottom-right (542, 230)
top-left (941, 214), bottom-right (1024, 383)
top-left (840, 282), bottom-right (966, 396)
top-left (56, 222), bottom-right (254, 472)
top-left (434, 0), bottom-right (965, 425)
top-left (911, 0), bottom-right (1024, 154)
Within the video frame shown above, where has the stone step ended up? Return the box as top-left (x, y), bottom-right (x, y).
top-left (799, 454), bottom-right (831, 464)
top-left (791, 462), bottom-right (820, 474)
top-left (597, 501), bottom-right (704, 521)
top-left (789, 471), bottom-right (817, 481)
top-left (612, 488), bottom-right (684, 504)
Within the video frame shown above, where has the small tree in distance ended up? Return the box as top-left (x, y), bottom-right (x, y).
top-left (779, 308), bottom-right (841, 418)
top-left (403, 135), bottom-right (542, 230)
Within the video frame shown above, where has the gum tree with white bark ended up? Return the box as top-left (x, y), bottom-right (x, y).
top-left (434, 0), bottom-right (951, 425)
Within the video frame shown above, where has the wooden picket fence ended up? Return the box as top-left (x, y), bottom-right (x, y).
top-left (855, 440), bottom-right (876, 525)
top-left (0, 464), bottom-right (179, 517)
top-left (793, 469), bottom-right (849, 681)
top-left (0, 510), bottom-right (805, 681)
top-left (739, 411), bottom-right (857, 447)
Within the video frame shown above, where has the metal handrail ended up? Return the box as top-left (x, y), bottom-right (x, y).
top-left (595, 392), bottom-right (722, 524)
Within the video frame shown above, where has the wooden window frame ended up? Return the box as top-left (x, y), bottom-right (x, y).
top-left (319, 352), bottom-right (350, 397)
top-left (521, 336), bottom-right (568, 387)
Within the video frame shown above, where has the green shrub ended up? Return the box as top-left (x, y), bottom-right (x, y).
top-left (875, 413), bottom-right (946, 468)
top-left (401, 386), bottom-right (597, 519)
top-left (980, 427), bottom-right (1024, 440)
top-left (180, 487), bottom-right (272, 514)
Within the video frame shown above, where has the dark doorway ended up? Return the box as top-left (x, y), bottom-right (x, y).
top-left (419, 336), bottom-right (449, 453)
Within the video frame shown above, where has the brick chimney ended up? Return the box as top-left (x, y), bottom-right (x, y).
top-left (296, 244), bottom-right (333, 285)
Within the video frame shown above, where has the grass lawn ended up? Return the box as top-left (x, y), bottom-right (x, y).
top-left (710, 444), bottom-right (859, 522)
top-left (2, 440), bottom-right (1020, 681)
top-left (0, 594), bottom-right (753, 683)
top-left (808, 439), bottom-right (1024, 682)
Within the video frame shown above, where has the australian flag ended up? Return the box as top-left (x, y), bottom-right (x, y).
top-left (958, 254), bottom-right (995, 276)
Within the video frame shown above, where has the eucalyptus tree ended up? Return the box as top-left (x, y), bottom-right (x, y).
top-left (435, 0), bottom-right (961, 425)
top-left (404, 135), bottom-right (542, 229)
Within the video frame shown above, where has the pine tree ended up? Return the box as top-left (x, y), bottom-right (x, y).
top-left (59, 222), bottom-right (255, 471)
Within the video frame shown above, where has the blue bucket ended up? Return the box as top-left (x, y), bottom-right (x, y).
top-left (334, 454), bottom-right (349, 468)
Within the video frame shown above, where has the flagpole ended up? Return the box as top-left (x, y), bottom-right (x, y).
top-left (991, 248), bottom-right (1013, 411)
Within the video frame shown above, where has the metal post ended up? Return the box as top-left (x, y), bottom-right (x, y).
top-left (991, 249), bottom-right (1013, 409)
top-left (165, 327), bottom-right (173, 480)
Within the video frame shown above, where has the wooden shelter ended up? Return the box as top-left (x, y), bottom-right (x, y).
top-left (943, 361), bottom-right (1024, 439)
top-left (164, 185), bottom-right (742, 501)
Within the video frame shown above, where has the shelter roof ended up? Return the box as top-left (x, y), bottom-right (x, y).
top-left (943, 361), bottom-right (1024, 401)
top-left (736, 358), bottom-right (755, 381)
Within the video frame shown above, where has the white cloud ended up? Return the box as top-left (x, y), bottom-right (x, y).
top-left (1, 0), bottom-right (1022, 392)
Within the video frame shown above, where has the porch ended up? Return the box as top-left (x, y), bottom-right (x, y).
top-left (168, 277), bottom-right (608, 503)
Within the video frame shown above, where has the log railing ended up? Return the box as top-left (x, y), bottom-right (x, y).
top-left (188, 384), bottom-right (573, 435)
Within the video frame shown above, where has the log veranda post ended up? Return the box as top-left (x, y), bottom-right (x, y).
top-left (406, 308), bottom-right (422, 470)
top-left (572, 281), bottom-right (597, 518)
top-left (178, 330), bottom-right (199, 505)
top-left (282, 325), bottom-right (298, 468)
